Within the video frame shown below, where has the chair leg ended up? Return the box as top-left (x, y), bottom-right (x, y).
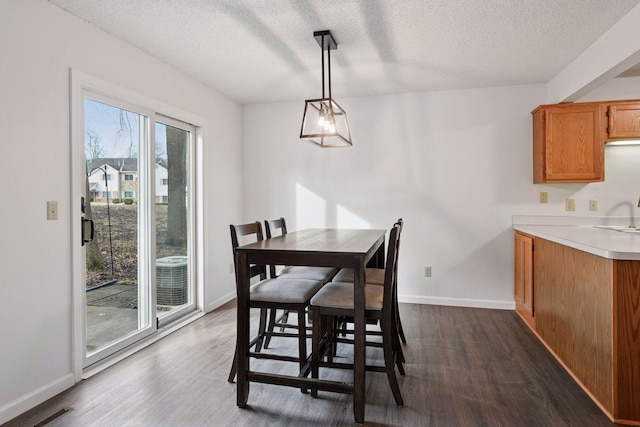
top-left (255, 308), bottom-right (268, 352)
top-left (382, 318), bottom-right (404, 407)
top-left (311, 307), bottom-right (321, 398)
top-left (280, 310), bottom-right (290, 332)
top-left (327, 316), bottom-right (336, 363)
top-left (227, 343), bottom-right (238, 382)
top-left (396, 300), bottom-right (407, 344)
top-left (264, 309), bottom-right (277, 349)
top-left (298, 310), bottom-right (309, 394)
top-left (395, 346), bottom-right (406, 377)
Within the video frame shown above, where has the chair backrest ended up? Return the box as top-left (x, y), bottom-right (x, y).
top-left (264, 217), bottom-right (288, 278)
top-left (264, 217), bottom-right (287, 239)
top-left (382, 224), bottom-right (401, 319)
top-left (393, 218), bottom-right (403, 283)
top-left (230, 222), bottom-right (267, 282)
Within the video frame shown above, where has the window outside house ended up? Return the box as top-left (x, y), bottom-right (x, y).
top-left (124, 191), bottom-right (134, 198)
top-left (162, 178), bottom-right (168, 185)
top-left (124, 174), bottom-right (134, 181)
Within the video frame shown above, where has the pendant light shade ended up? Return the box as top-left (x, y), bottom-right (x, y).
top-left (300, 30), bottom-right (352, 147)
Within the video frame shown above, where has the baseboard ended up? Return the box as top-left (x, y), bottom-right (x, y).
top-left (0, 373), bottom-right (75, 425)
top-left (398, 294), bottom-right (515, 310)
top-left (206, 290), bottom-right (236, 312)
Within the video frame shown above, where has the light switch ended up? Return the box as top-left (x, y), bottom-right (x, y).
top-left (565, 199), bottom-right (575, 212)
top-left (539, 192), bottom-right (548, 204)
top-left (47, 201), bottom-right (58, 220)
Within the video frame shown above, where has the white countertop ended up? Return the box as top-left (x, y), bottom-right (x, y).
top-left (513, 218), bottom-right (640, 260)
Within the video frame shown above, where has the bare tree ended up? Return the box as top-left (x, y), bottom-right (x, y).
top-left (117, 110), bottom-right (136, 158)
top-left (85, 129), bottom-right (104, 161)
top-left (85, 173), bottom-right (105, 271)
top-left (166, 125), bottom-right (187, 248)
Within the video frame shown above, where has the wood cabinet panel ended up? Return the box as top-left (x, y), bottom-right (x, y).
top-left (514, 232), bottom-right (534, 327)
top-left (534, 239), bottom-right (613, 412)
top-left (532, 104), bottom-right (604, 183)
top-left (607, 102), bottom-right (640, 140)
top-left (613, 261), bottom-right (640, 422)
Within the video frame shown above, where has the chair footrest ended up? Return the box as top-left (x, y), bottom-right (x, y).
top-left (318, 359), bottom-right (388, 373)
top-left (249, 352), bottom-right (300, 363)
top-left (248, 371), bottom-right (354, 394)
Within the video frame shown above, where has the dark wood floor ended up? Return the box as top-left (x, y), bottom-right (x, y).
top-left (5, 302), bottom-right (613, 426)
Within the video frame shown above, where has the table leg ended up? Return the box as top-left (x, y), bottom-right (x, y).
top-left (353, 257), bottom-right (366, 424)
top-left (236, 251), bottom-right (250, 407)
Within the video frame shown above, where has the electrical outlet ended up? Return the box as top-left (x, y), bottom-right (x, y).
top-left (539, 192), bottom-right (548, 204)
top-left (589, 200), bottom-right (598, 211)
top-left (424, 267), bottom-right (432, 277)
top-left (565, 198), bottom-right (575, 212)
top-left (47, 201), bottom-right (58, 220)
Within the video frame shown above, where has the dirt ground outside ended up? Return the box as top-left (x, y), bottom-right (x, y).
top-left (86, 203), bottom-right (186, 289)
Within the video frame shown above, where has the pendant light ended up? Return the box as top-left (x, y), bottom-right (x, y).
top-left (300, 30), bottom-right (352, 147)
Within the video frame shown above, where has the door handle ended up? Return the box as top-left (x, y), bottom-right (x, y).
top-left (81, 218), bottom-right (94, 246)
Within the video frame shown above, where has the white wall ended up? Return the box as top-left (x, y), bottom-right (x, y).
top-left (244, 85), bottom-right (543, 307)
top-left (244, 81), bottom-right (640, 308)
top-left (0, 0), bottom-right (242, 423)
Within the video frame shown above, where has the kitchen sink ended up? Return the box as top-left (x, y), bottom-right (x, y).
top-left (593, 225), bottom-right (640, 233)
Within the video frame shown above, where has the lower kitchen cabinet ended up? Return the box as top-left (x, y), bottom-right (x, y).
top-left (520, 237), bottom-right (640, 425)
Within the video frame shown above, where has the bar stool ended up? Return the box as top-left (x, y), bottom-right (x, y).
top-left (310, 223), bottom-right (404, 406)
top-left (227, 221), bottom-right (324, 383)
top-left (262, 217), bottom-right (337, 348)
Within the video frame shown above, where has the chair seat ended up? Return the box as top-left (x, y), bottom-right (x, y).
top-left (277, 266), bottom-right (338, 283)
top-left (251, 278), bottom-right (324, 304)
top-left (310, 281), bottom-right (384, 311)
top-left (332, 268), bottom-right (385, 286)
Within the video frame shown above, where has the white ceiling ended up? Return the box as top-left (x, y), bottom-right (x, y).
top-left (49, 0), bottom-right (640, 105)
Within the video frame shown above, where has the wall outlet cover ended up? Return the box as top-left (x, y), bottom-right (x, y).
top-left (565, 199), bottom-right (575, 212)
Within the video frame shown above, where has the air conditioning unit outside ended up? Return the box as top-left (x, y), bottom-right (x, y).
top-left (156, 256), bottom-right (188, 306)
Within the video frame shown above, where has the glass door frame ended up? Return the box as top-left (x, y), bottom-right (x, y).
top-left (70, 70), bottom-right (206, 378)
top-left (155, 114), bottom-right (198, 327)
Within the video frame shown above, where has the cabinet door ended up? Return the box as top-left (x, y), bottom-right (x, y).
top-left (514, 232), bottom-right (534, 325)
top-left (534, 104), bottom-right (604, 183)
top-left (543, 104), bottom-right (604, 182)
top-left (607, 102), bottom-right (640, 140)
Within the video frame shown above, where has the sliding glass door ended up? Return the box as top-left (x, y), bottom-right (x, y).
top-left (81, 94), bottom-right (197, 368)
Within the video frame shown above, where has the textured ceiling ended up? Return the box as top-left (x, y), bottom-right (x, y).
top-left (49, 0), bottom-right (640, 104)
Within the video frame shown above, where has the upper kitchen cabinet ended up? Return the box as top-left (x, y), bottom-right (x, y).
top-left (605, 101), bottom-right (640, 140)
top-left (532, 103), bottom-right (604, 183)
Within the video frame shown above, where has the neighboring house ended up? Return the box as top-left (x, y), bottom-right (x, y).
top-left (87, 157), bottom-right (168, 203)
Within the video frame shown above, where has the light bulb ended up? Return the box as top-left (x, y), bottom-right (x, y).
top-left (318, 106), bottom-right (325, 127)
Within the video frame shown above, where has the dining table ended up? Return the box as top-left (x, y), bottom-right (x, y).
top-left (234, 227), bottom-right (386, 424)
